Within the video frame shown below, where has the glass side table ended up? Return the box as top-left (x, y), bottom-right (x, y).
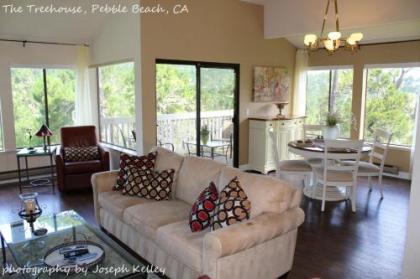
top-left (16, 147), bottom-right (56, 194)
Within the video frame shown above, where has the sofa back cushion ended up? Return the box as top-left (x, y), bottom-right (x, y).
top-left (176, 156), bottom-right (224, 205)
top-left (218, 167), bottom-right (301, 218)
top-left (150, 147), bottom-right (184, 198)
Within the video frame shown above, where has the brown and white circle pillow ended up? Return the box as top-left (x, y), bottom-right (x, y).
top-left (123, 167), bottom-right (175, 201)
top-left (211, 177), bottom-right (251, 230)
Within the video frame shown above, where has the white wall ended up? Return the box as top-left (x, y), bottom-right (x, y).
top-left (0, 41), bottom-right (78, 172)
top-left (402, 117), bottom-right (420, 278)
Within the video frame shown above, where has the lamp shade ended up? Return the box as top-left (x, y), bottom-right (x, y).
top-left (35, 124), bottom-right (53, 137)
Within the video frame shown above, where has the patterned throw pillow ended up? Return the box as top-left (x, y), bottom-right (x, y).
top-left (211, 177), bottom-right (251, 230)
top-left (189, 182), bottom-right (219, 232)
top-left (113, 152), bottom-right (157, 191)
top-left (64, 146), bottom-right (100, 162)
top-left (123, 167), bottom-right (175, 200)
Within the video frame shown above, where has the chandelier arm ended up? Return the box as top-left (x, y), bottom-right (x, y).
top-left (320, 0), bottom-right (331, 38)
top-left (334, 0), bottom-right (340, 32)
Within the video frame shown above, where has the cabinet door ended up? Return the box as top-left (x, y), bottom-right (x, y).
top-left (277, 126), bottom-right (293, 161)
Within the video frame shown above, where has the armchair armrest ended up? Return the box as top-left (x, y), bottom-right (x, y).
top-left (98, 145), bottom-right (110, 171)
top-left (204, 208), bottom-right (304, 259)
top-left (91, 170), bottom-right (119, 225)
top-left (55, 146), bottom-right (65, 191)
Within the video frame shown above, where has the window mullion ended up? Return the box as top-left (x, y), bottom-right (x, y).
top-left (43, 69), bottom-right (51, 145)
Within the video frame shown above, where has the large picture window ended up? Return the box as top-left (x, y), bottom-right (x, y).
top-left (11, 68), bottom-right (76, 148)
top-left (306, 68), bottom-right (353, 138)
top-left (364, 66), bottom-right (420, 147)
top-left (98, 62), bottom-right (135, 149)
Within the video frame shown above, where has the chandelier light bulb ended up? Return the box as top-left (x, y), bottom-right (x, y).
top-left (350, 32), bottom-right (364, 42)
top-left (347, 37), bottom-right (356, 45)
top-left (328, 31), bottom-right (342, 41)
top-left (324, 39), bottom-right (335, 51)
top-left (304, 34), bottom-right (317, 46)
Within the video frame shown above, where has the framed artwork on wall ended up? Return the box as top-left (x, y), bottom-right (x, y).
top-left (253, 66), bottom-right (290, 103)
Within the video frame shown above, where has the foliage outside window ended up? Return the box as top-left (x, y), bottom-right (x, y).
top-left (98, 62), bottom-right (135, 150)
top-left (364, 67), bottom-right (420, 146)
top-left (11, 68), bottom-right (76, 148)
top-left (306, 68), bottom-right (353, 138)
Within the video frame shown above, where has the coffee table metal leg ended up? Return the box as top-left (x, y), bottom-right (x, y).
top-left (17, 157), bottom-right (22, 193)
top-left (50, 154), bottom-right (55, 194)
top-left (1, 234), bottom-right (6, 266)
top-left (25, 156), bottom-right (29, 184)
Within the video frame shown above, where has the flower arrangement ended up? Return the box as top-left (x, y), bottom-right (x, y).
top-left (201, 125), bottom-right (210, 144)
top-left (326, 112), bottom-right (340, 127)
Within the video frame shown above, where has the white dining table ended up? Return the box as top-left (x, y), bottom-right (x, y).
top-left (288, 140), bottom-right (371, 201)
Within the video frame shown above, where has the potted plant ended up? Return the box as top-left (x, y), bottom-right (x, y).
top-left (323, 112), bottom-right (340, 139)
top-left (201, 125), bottom-right (210, 145)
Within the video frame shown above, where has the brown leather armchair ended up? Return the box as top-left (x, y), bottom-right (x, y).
top-left (56, 126), bottom-right (110, 192)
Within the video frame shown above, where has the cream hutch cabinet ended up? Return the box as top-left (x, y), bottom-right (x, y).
top-left (248, 116), bottom-right (305, 174)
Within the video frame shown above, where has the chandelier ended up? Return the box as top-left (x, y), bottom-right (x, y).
top-left (304, 0), bottom-right (363, 54)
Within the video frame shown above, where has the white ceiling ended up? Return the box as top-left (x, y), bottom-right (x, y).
top-left (0, 0), bottom-right (136, 45)
top-left (242, 0), bottom-right (420, 48)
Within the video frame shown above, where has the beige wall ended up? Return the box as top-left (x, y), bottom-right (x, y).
top-left (140, 0), bottom-right (296, 165)
top-left (308, 41), bottom-right (420, 172)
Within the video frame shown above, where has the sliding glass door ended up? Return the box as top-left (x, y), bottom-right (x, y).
top-left (156, 60), bottom-right (239, 166)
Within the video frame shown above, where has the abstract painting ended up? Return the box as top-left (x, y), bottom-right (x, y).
top-left (253, 66), bottom-right (290, 102)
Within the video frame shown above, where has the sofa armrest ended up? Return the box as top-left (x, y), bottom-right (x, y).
top-left (91, 170), bottom-right (119, 225)
top-left (204, 208), bottom-right (305, 259)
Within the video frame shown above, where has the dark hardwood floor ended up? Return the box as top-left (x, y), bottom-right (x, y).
top-left (0, 176), bottom-right (410, 279)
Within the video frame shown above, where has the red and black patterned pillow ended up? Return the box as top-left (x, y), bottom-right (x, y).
top-left (123, 167), bottom-right (175, 200)
top-left (189, 182), bottom-right (219, 232)
top-left (64, 146), bottom-right (100, 162)
top-left (211, 177), bottom-right (251, 230)
top-left (113, 152), bottom-right (157, 191)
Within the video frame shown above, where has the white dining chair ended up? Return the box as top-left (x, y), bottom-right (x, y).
top-left (314, 139), bottom-right (364, 212)
top-left (344, 129), bottom-right (393, 198)
top-left (269, 128), bottom-right (313, 188)
top-left (303, 124), bottom-right (326, 167)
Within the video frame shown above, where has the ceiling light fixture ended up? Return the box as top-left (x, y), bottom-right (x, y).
top-left (304, 0), bottom-right (363, 54)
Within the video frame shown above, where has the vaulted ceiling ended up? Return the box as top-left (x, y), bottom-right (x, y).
top-left (242, 0), bottom-right (420, 48)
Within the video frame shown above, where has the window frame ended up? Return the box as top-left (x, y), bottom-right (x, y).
top-left (10, 66), bottom-right (76, 148)
top-left (362, 63), bottom-right (420, 148)
top-left (95, 60), bottom-right (136, 150)
top-left (305, 66), bottom-right (354, 137)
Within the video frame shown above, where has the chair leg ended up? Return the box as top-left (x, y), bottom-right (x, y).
top-left (368, 176), bottom-right (372, 191)
top-left (321, 182), bottom-right (326, 212)
top-left (312, 174), bottom-right (318, 199)
top-left (351, 185), bottom-right (357, 212)
top-left (378, 174), bottom-right (384, 199)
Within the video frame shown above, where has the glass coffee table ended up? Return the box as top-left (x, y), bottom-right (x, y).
top-left (0, 211), bottom-right (155, 278)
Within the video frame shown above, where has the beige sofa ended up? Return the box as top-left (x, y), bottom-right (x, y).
top-left (92, 147), bottom-right (305, 279)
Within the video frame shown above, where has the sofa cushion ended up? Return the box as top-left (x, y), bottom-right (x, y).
top-left (212, 178), bottom-right (251, 230)
top-left (98, 191), bottom-right (154, 219)
top-left (150, 147), bottom-right (184, 198)
top-left (65, 160), bottom-right (103, 174)
top-left (176, 156), bottom-right (224, 205)
top-left (114, 152), bottom-right (157, 191)
top-left (189, 182), bottom-right (219, 232)
top-left (157, 220), bottom-right (208, 272)
top-left (218, 167), bottom-right (298, 218)
top-left (123, 200), bottom-right (190, 240)
top-left (64, 146), bottom-right (100, 162)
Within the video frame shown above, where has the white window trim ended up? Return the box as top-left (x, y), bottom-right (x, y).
top-left (364, 62), bottom-right (420, 69)
top-left (306, 65), bottom-right (354, 71)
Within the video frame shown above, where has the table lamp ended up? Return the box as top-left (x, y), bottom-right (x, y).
top-left (35, 124), bottom-right (53, 151)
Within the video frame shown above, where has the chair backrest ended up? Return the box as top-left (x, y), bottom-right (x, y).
top-left (369, 129), bottom-right (393, 168)
top-left (60, 126), bottom-right (98, 147)
top-left (304, 124), bottom-right (326, 139)
top-left (322, 139), bottom-right (364, 179)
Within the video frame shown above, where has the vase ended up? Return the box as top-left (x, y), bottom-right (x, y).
top-left (323, 125), bottom-right (340, 140)
top-left (201, 134), bottom-right (209, 145)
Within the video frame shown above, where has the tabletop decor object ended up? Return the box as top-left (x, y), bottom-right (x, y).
top-left (26, 129), bottom-right (34, 150)
top-left (323, 112), bottom-right (340, 140)
top-left (201, 125), bottom-right (210, 145)
top-left (18, 192), bottom-right (47, 236)
top-left (35, 123), bottom-right (53, 151)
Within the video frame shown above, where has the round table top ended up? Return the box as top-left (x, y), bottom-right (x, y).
top-left (288, 139), bottom-right (371, 154)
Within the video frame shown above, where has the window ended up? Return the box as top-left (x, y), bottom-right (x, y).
top-left (306, 68), bottom-right (353, 138)
top-left (364, 66), bottom-right (420, 147)
top-left (98, 62), bottom-right (135, 149)
top-left (11, 68), bottom-right (76, 148)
